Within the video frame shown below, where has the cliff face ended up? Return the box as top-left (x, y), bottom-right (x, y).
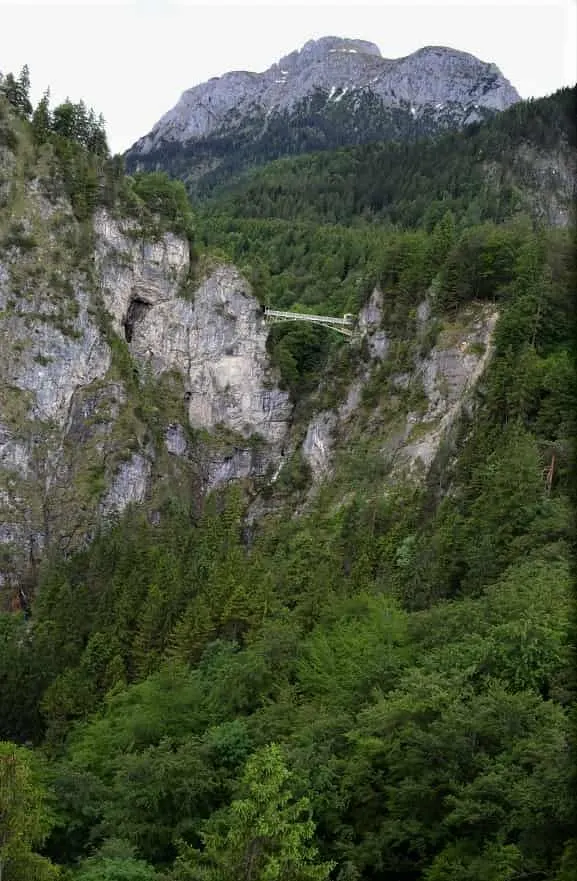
top-left (0, 156), bottom-right (501, 601)
top-left (0, 142), bottom-right (292, 601)
top-left (300, 289), bottom-right (498, 489)
top-left (94, 209), bottom-right (291, 444)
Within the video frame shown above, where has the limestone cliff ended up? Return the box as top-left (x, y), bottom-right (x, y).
top-left (0, 92), bottom-right (505, 608)
top-left (300, 288), bottom-right (498, 493)
top-left (0, 155), bottom-right (499, 599)
top-left (0, 131), bottom-right (291, 601)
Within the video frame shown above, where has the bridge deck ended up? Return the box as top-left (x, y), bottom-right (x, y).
top-left (264, 309), bottom-right (355, 335)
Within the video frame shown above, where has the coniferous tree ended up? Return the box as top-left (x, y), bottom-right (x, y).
top-left (0, 742), bottom-right (60, 880)
top-left (172, 743), bottom-right (335, 881)
top-left (31, 88), bottom-right (52, 145)
top-left (0, 73), bottom-right (20, 113)
top-left (17, 64), bottom-right (33, 119)
top-left (51, 99), bottom-right (77, 140)
top-left (0, 65), bottom-right (33, 118)
top-left (90, 112), bottom-right (110, 157)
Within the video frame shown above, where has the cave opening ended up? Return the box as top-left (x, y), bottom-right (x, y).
top-left (123, 297), bottom-right (151, 343)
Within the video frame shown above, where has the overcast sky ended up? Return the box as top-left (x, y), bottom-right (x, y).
top-left (1, 0), bottom-right (575, 154)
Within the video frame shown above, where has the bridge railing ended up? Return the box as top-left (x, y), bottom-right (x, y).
top-left (264, 309), bottom-right (355, 328)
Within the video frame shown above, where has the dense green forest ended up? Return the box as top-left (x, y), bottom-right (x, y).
top-left (124, 87), bottom-right (499, 199)
top-left (202, 86), bottom-right (576, 228)
top-left (0, 69), bottom-right (576, 881)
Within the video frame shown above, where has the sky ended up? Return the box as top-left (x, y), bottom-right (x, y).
top-left (0, 0), bottom-right (575, 154)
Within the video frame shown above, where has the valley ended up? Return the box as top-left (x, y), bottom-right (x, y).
top-left (0, 45), bottom-right (575, 881)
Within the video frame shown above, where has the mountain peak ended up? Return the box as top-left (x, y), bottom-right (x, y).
top-left (126, 37), bottom-right (520, 166)
top-left (278, 36), bottom-right (383, 70)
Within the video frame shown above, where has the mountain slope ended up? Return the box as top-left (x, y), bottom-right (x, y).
top-left (125, 37), bottom-right (520, 194)
top-left (202, 86), bottom-right (576, 228)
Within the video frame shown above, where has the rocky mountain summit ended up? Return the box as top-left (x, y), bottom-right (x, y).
top-left (127, 36), bottom-right (520, 170)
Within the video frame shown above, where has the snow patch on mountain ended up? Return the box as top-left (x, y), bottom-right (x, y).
top-left (127, 36), bottom-right (520, 156)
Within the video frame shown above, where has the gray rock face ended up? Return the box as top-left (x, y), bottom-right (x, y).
top-left (1, 199), bottom-right (112, 430)
top-left (301, 287), bottom-right (388, 483)
top-left (302, 412), bottom-right (337, 481)
top-left (100, 453), bottom-right (152, 517)
top-left (0, 183), bottom-right (292, 594)
top-left (128, 264), bottom-right (292, 444)
top-left (14, 305), bottom-right (111, 427)
top-left (358, 288), bottom-right (389, 360)
top-left (301, 291), bottom-right (499, 489)
top-left (0, 423), bottom-right (30, 476)
top-left (398, 306), bottom-right (500, 473)
top-left (0, 180), bottom-right (118, 583)
top-left (358, 287), bottom-right (383, 331)
top-left (94, 210), bottom-right (190, 336)
top-left (508, 144), bottom-right (577, 227)
top-left (129, 37), bottom-right (520, 154)
top-left (165, 423), bottom-right (188, 457)
top-left (93, 212), bottom-right (291, 448)
top-left (205, 446), bottom-right (271, 492)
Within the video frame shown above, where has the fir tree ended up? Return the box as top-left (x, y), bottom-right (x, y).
top-left (31, 89), bottom-right (52, 145)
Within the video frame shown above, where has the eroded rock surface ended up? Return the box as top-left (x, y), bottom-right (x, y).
top-left (0, 197), bottom-right (292, 596)
top-left (301, 290), bottom-right (499, 487)
top-left (94, 209), bottom-right (190, 336)
top-left (128, 264), bottom-right (292, 444)
top-left (396, 306), bottom-right (499, 473)
top-left (302, 412), bottom-right (338, 481)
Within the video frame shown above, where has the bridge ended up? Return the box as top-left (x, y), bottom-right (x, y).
top-left (264, 308), bottom-right (356, 338)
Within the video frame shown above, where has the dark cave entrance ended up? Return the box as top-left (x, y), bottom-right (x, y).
top-left (123, 297), bottom-right (151, 343)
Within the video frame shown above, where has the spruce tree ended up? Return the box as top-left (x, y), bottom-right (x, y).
top-left (172, 743), bottom-right (335, 880)
top-left (31, 89), bottom-right (52, 145)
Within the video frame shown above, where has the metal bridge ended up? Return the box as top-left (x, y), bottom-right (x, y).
top-left (264, 308), bottom-right (355, 338)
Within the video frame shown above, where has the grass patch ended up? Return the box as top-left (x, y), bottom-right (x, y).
top-left (408, 418), bottom-right (441, 443)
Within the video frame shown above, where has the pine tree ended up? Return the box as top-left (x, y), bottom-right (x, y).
top-left (0, 65), bottom-right (33, 118)
top-left (52, 99), bottom-right (77, 141)
top-left (167, 596), bottom-right (215, 665)
top-left (31, 89), bottom-right (52, 145)
top-left (428, 209), bottom-right (457, 271)
top-left (172, 743), bottom-right (335, 880)
top-left (74, 99), bottom-right (89, 148)
top-left (132, 583), bottom-right (168, 678)
top-left (17, 65), bottom-right (32, 118)
top-left (85, 111), bottom-right (109, 157)
top-left (0, 742), bottom-right (60, 880)
top-left (0, 73), bottom-right (19, 111)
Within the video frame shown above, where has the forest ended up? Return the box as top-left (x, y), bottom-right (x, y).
top-left (124, 86), bottom-right (492, 198)
top-left (0, 68), bottom-right (576, 881)
top-left (203, 86), bottom-right (576, 227)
